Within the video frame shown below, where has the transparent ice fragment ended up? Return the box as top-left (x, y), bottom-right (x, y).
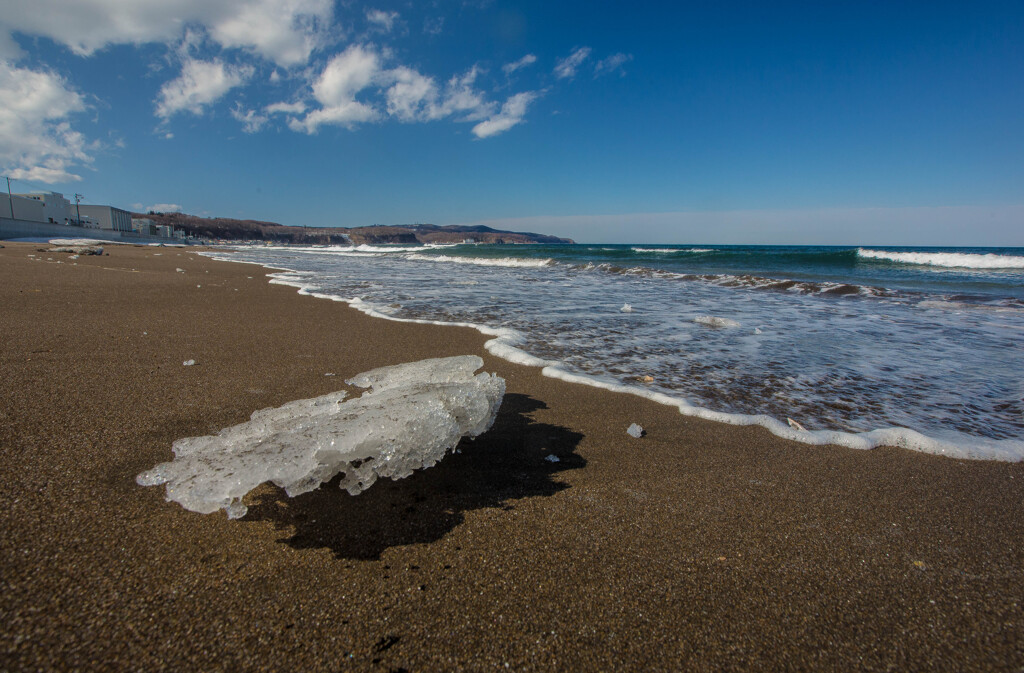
top-left (137, 356), bottom-right (505, 517)
top-left (182, 359), bottom-right (196, 366)
top-left (627, 423), bottom-right (644, 438)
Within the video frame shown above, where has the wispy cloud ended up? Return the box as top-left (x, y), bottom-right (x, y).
top-left (594, 53), bottom-right (633, 77)
top-left (503, 54), bottom-right (537, 75)
top-left (472, 91), bottom-right (540, 139)
top-left (231, 105), bottom-right (269, 133)
top-left (366, 9), bottom-right (399, 33)
top-left (265, 101), bottom-right (307, 115)
top-left (423, 17), bottom-right (445, 36)
top-left (143, 203), bottom-right (183, 213)
top-left (554, 47), bottom-right (591, 79)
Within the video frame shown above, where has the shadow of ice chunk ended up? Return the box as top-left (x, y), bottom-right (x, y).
top-left (136, 355), bottom-right (505, 519)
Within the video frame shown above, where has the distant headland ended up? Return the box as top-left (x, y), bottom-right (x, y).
top-left (134, 211), bottom-right (575, 245)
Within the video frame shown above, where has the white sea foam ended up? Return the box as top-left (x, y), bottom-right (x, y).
top-left (278, 246), bottom-right (383, 256)
top-left (917, 299), bottom-right (1024, 312)
top-left (694, 315), bottom-right (741, 328)
top-left (262, 271), bottom-right (558, 370)
top-left (406, 254), bottom-right (554, 268)
top-left (137, 356), bottom-right (505, 518)
top-left (858, 248), bottom-right (1024, 269)
top-left (539, 366), bottom-right (1024, 461)
top-left (356, 244), bottom-right (446, 253)
top-left (205, 249), bottom-right (1024, 463)
top-left (632, 247), bottom-right (713, 254)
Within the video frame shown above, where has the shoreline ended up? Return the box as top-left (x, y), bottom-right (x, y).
top-left (207, 249), bottom-right (1024, 462)
top-left (2, 241), bottom-right (1023, 671)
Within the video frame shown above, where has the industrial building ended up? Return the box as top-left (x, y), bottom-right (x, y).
top-left (13, 192), bottom-right (74, 224)
top-left (2, 190), bottom-right (182, 239)
top-left (76, 204), bottom-right (133, 232)
top-left (1, 194), bottom-right (45, 222)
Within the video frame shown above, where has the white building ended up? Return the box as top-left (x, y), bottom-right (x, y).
top-left (13, 191), bottom-right (72, 224)
top-left (78, 204), bottom-right (132, 232)
top-left (132, 218), bottom-right (179, 238)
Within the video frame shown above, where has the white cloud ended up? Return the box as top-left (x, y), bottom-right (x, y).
top-left (144, 203), bottom-right (183, 213)
top-left (472, 91), bottom-right (539, 139)
top-left (502, 54), bottom-right (537, 75)
top-left (554, 47), bottom-right (591, 79)
top-left (435, 67), bottom-right (494, 121)
top-left (384, 64), bottom-right (506, 126)
top-left (290, 44), bottom-right (382, 132)
top-left (265, 101), bottom-right (307, 115)
top-left (366, 9), bottom-right (399, 33)
top-left (156, 58), bottom-right (253, 119)
top-left (208, 0), bottom-right (333, 67)
top-left (594, 52), bottom-right (633, 77)
top-left (231, 105), bottom-right (269, 133)
top-left (0, 0), bottom-right (332, 68)
top-left (0, 61), bottom-right (92, 183)
top-left (292, 54), bottom-right (525, 136)
top-left (385, 66), bottom-right (439, 121)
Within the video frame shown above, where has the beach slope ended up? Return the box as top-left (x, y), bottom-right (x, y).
top-left (1, 242), bottom-right (1022, 671)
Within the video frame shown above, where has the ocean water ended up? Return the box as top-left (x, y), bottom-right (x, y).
top-left (205, 243), bottom-right (1024, 461)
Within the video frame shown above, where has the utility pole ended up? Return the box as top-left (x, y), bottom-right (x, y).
top-left (5, 176), bottom-right (14, 220)
top-left (74, 193), bottom-right (83, 226)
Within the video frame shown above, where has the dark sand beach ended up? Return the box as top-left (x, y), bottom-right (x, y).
top-left (2, 241), bottom-right (1022, 672)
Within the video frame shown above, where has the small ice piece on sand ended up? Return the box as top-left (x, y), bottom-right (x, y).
top-left (787, 417), bottom-right (806, 431)
top-left (137, 355), bottom-right (505, 518)
top-left (694, 315), bottom-right (741, 328)
top-left (627, 423), bottom-right (644, 438)
top-left (176, 268), bottom-right (185, 273)
top-left (621, 303), bottom-right (633, 312)
top-left (545, 454), bottom-right (561, 463)
top-left (182, 359), bottom-right (196, 366)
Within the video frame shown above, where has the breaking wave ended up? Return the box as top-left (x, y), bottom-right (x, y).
top-left (858, 248), bottom-right (1024, 269)
top-left (631, 247), bottom-right (715, 254)
top-left (406, 254), bottom-right (554, 268)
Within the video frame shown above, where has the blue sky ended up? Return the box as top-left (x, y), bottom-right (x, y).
top-left (1, 1), bottom-right (1021, 244)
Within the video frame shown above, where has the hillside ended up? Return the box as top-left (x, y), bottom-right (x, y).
top-left (133, 212), bottom-right (574, 245)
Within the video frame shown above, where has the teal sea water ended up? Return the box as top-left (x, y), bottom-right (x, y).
top-left (208, 243), bottom-right (1024, 460)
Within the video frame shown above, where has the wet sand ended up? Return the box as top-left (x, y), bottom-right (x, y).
top-left (1, 241), bottom-right (1022, 672)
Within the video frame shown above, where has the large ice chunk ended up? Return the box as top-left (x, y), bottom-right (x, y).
top-left (137, 356), bottom-right (505, 518)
